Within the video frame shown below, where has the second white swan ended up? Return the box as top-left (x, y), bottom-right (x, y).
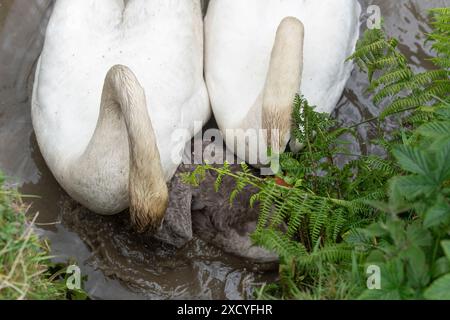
top-left (205, 0), bottom-right (361, 163)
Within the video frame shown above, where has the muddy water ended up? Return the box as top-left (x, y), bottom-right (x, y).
top-left (0, 0), bottom-right (448, 299)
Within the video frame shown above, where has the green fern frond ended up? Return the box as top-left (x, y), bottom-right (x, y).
top-left (309, 199), bottom-right (329, 246)
top-left (252, 229), bottom-right (308, 260)
top-left (352, 8), bottom-right (449, 124)
top-left (365, 156), bottom-right (397, 176)
top-left (296, 244), bottom-right (353, 271)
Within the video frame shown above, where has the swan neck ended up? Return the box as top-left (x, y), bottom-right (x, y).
top-left (88, 65), bottom-right (168, 232)
top-left (238, 17), bottom-right (304, 154)
top-left (263, 17), bottom-right (304, 152)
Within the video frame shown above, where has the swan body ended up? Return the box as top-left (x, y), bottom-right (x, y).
top-left (32, 0), bottom-right (210, 230)
top-left (205, 0), bottom-right (361, 161)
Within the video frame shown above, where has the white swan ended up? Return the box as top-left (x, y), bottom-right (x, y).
top-left (205, 0), bottom-right (361, 162)
top-left (32, 0), bottom-right (210, 232)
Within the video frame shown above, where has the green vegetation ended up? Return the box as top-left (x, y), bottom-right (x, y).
top-left (184, 7), bottom-right (450, 300)
top-left (0, 173), bottom-right (87, 300)
top-left (346, 7), bottom-right (450, 300)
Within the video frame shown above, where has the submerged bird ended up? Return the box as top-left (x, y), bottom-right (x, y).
top-left (32, 0), bottom-right (210, 232)
top-left (204, 0), bottom-right (361, 163)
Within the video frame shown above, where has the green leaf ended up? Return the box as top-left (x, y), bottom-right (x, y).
top-left (402, 246), bottom-right (430, 288)
top-left (392, 145), bottom-right (433, 176)
top-left (433, 140), bottom-right (450, 182)
top-left (424, 199), bottom-right (450, 228)
top-left (442, 240), bottom-right (450, 262)
top-left (364, 222), bottom-right (390, 238)
top-left (366, 249), bottom-right (388, 265)
top-left (389, 175), bottom-right (436, 201)
top-left (383, 259), bottom-right (407, 290)
top-left (386, 219), bottom-right (407, 246)
top-left (424, 274), bottom-right (450, 300)
top-left (406, 222), bottom-right (432, 248)
top-left (417, 121), bottom-right (450, 139)
top-left (431, 257), bottom-right (450, 279)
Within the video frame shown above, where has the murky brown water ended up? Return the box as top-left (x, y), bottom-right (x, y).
top-left (0, 0), bottom-right (449, 299)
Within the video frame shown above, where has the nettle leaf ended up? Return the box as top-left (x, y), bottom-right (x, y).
top-left (389, 175), bottom-right (436, 201)
top-left (386, 219), bottom-right (407, 247)
top-left (402, 246), bottom-right (430, 288)
top-left (433, 140), bottom-right (450, 182)
top-left (424, 274), bottom-right (450, 300)
top-left (366, 249), bottom-right (388, 265)
top-left (363, 221), bottom-right (390, 238)
top-left (383, 259), bottom-right (407, 290)
top-left (424, 198), bottom-right (450, 228)
top-left (431, 256), bottom-right (450, 279)
top-left (406, 222), bottom-right (432, 248)
top-left (366, 180), bottom-right (410, 215)
top-left (392, 145), bottom-right (433, 176)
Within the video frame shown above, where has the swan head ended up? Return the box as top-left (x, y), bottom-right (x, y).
top-left (129, 179), bottom-right (169, 233)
